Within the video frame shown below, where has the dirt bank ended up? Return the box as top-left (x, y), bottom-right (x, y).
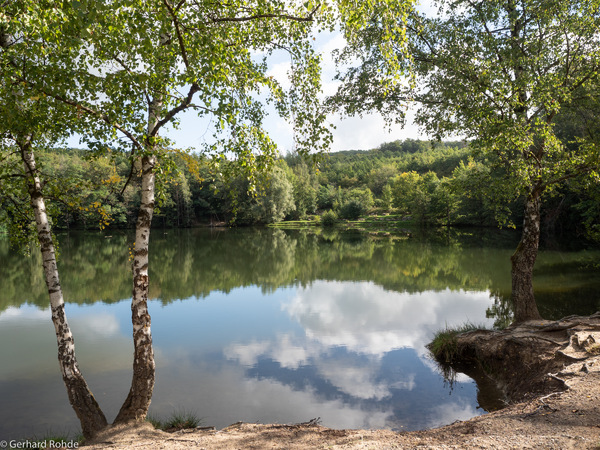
top-left (84, 314), bottom-right (600, 449)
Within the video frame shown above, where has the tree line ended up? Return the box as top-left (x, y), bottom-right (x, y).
top-left (1, 0), bottom-right (413, 439)
top-left (11, 136), bottom-right (595, 240)
top-left (2, 0), bottom-right (600, 440)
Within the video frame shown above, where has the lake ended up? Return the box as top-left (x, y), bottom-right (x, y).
top-left (1, 227), bottom-right (599, 440)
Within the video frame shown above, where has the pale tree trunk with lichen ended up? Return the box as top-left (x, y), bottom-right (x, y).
top-left (506, 1), bottom-right (543, 324)
top-left (510, 189), bottom-right (544, 323)
top-left (18, 135), bottom-right (108, 438)
top-left (114, 96), bottom-right (162, 423)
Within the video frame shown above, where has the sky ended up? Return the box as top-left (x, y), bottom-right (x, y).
top-left (161, 30), bottom-right (429, 154)
top-left (67, 1), bottom-right (438, 154)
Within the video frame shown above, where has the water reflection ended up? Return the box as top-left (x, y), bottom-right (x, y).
top-left (285, 282), bottom-right (493, 355)
top-left (1, 228), bottom-right (599, 439)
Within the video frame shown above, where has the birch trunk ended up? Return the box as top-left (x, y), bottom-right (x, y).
top-left (114, 96), bottom-right (161, 423)
top-left (19, 136), bottom-right (108, 438)
top-left (510, 190), bottom-right (543, 323)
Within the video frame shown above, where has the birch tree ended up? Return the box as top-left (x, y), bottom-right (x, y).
top-left (0, 7), bottom-right (108, 437)
top-left (2, 0), bottom-right (416, 437)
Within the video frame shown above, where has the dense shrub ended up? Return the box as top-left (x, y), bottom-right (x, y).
top-left (339, 200), bottom-right (365, 220)
top-left (321, 210), bottom-right (338, 226)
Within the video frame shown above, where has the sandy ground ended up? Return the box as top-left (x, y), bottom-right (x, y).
top-left (84, 356), bottom-right (600, 449)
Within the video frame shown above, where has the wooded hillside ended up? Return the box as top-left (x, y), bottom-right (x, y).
top-left (1, 138), bottom-right (595, 240)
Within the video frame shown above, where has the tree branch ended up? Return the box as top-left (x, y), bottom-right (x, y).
top-left (541, 163), bottom-right (599, 191)
top-left (208, 4), bottom-right (320, 24)
top-left (151, 83), bottom-right (201, 135)
top-left (18, 77), bottom-right (146, 153)
top-left (161, 0), bottom-right (191, 69)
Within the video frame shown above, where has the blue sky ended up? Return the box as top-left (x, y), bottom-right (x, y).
top-left (67, 1), bottom-right (438, 154)
top-left (160, 30), bottom-right (428, 154)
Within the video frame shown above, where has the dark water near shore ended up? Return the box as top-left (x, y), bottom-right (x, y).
top-left (1, 227), bottom-right (599, 439)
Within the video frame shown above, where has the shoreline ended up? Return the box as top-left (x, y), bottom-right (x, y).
top-left (83, 369), bottom-right (600, 449)
top-left (83, 315), bottom-right (600, 449)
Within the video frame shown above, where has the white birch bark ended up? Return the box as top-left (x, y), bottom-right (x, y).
top-left (114, 96), bottom-right (161, 423)
top-left (18, 135), bottom-right (108, 438)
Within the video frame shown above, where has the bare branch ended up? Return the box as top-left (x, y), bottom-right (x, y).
top-left (208, 4), bottom-right (320, 24)
top-left (151, 83), bottom-right (201, 135)
top-left (161, 0), bottom-right (191, 69)
top-left (119, 147), bottom-right (138, 197)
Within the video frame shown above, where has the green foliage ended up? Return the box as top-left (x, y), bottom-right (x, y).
top-left (317, 184), bottom-right (340, 210)
top-left (392, 171), bottom-right (438, 223)
top-left (428, 322), bottom-right (486, 364)
top-left (409, 0), bottom-right (600, 219)
top-left (327, 0), bottom-right (600, 241)
top-left (147, 409), bottom-right (201, 432)
top-left (344, 187), bottom-right (374, 210)
top-left (286, 158), bottom-right (319, 219)
top-left (146, 415), bottom-right (163, 430)
top-left (321, 209), bottom-right (338, 226)
top-left (430, 177), bottom-right (462, 227)
top-left (3, 136), bottom-right (595, 234)
top-left (339, 199), bottom-right (366, 220)
top-left (0, 0), bottom-right (417, 252)
top-left (367, 164), bottom-right (396, 195)
top-left (225, 164), bottom-right (296, 225)
top-left (162, 410), bottom-right (201, 431)
top-left (5, 227), bottom-right (600, 321)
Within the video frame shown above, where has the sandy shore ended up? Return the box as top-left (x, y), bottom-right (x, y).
top-left (84, 358), bottom-right (600, 449)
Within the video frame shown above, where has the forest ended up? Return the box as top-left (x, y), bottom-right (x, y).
top-left (4, 135), bottom-right (595, 243)
top-left (2, 0), bottom-right (600, 440)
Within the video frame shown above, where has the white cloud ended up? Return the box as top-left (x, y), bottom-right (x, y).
top-left (224, 340), bottom-right (271, 367)
top-left (315, 359), bottom-right (395, 400)
top-left (71, 312), bottom-right (121, 337)
top-left (0, 305), bottom-right (49, 321)
top-left (426, 399), bottom-right (481, 429)
top-left (153, 358), bottom-right (394, 430)
top-left (225, 333), bottom-right (417, 401)
top-left (226, 280), bottom-right (496, 379)
top-left (222, 278), bottom-right (496, 403)
top-left (328, 110), bottom-right (425, 152)
top-left (285, 281), bottom-right (495, 357)
top-left (267, 60), bottom-right (293, 91)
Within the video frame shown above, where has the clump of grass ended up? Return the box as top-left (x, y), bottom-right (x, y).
top-left (428, 322), bottom-right (485, 364)
top-left (164, 409), bottom-right (201, 431)
top-left (149, 409), bottom-right (202, 432)
top-left (146, 414), bottom-right (163, 430)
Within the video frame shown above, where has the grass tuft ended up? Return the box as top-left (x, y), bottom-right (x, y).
top-left (428, 322), bottom-right (485, 364)
top-left (146, 414), bottom-right (164, 430)
top-left (149, 409), bottom-right (202, 432)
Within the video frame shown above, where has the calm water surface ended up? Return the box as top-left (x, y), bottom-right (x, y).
top-left (1, 228), bottom-right (599, 439)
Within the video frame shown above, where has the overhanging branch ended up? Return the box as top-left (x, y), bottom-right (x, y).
top-left (151, 83), bottom-right (201, 135)
top-left (208, 4), bottom-right (320, 24)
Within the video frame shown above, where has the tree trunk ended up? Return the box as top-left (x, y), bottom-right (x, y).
top-left (114, 152), bottom-right (157, 423)
top-left (114, 95), bottom-right (162, 423)
top-left (19, 137), bottom-right (108, 439)
top-left (510, 190), bottom-right (543, 323)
